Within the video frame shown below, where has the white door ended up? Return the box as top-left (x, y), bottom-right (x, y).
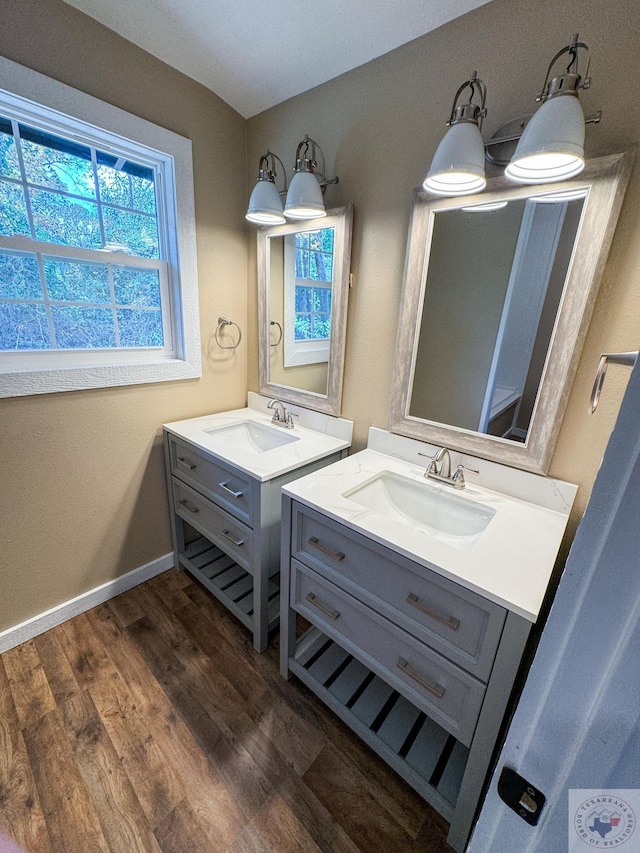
top-left (469, 358), bottom-right (640, 852)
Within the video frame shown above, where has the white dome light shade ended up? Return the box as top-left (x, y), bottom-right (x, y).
top-left (505, 95), bottom-right (585, 184)
top-left (424, 121), bottom-right (486, 196)
top-left (284, 170), bottom-right (326, 220)
top-left (246, 178), bottom-right (286, 225)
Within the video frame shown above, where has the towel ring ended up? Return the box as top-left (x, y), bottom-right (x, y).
top-left (270, 320), bottom-right (283, 347)
top-left (215, 316), bottom-right (242, 350)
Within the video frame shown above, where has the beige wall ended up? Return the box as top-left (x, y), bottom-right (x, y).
top-left (0, 0), bottom-right (248, 632)
top-left (247, 0), bottom-right (640, 535)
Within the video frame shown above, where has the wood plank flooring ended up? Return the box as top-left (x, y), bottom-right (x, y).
top-left (0, 569), bottom-right (453, 852)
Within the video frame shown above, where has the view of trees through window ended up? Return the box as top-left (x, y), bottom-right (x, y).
top-left (0, 116), bottom-right (165, 351)
top-left (294, 227), bottom-right (333, 342)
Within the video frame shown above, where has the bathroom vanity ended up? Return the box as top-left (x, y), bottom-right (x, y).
top-left (164, 393), bottom-right (352, 651)
top-left (280, 429), bottom-right (576, 851)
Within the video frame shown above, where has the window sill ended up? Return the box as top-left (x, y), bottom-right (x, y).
top-left (0, 356), bottom-right (201, 398)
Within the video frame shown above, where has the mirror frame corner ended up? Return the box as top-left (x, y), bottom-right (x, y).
top-left (388, 151), bottom-right (634, 474)
top-left (257, 202), bottom-right (353, 417)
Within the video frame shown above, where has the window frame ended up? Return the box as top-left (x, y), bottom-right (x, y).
top-left (0, 56), bottom-right (201, 398)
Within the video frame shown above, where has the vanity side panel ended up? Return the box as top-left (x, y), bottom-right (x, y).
top-left (280, 494), bottom-right (296, 678)
top-left (163, 432), bottom-right (183, 567)
top-left (446, 610), bottom-right (531, 852)
top-left (261, 451), bottom-right (346, 577)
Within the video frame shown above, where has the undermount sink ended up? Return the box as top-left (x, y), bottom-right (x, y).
top-left (204, 420), bottom-right (300, 453)
top-left (343, 471), bottom-right (496, 550)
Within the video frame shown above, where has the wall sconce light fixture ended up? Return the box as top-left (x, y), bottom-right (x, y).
top-left (505, 35), bottom-right (591, 184)
top-left (423, 71), bottom-right (488, 196)
top-left (246, 150), bottom-right (288, 225)
top-left (247, 136), bottom-right (339, 225)
top-left (425, 35), bottom-right (601, 196)
top-left (284, 135), bottom-right (339, 220)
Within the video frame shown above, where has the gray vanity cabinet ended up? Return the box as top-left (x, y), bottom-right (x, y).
top-left (280, 496), bottom-right (531, 852)
top-left (164, 431), bottom-right (344, 652)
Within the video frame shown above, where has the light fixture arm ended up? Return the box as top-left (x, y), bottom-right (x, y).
top-left (259, 149), bottom-right (288, 194)
top-left (295, 135), bottom-right (339, 191)
top-left (446, 71), bottom-right (488, 129)
top-left (536, 33), bottom-right (591, 102)
top-left (484, 110), bottom-right (601, 156)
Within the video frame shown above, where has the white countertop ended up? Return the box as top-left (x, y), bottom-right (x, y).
top-left (164, 403), bottom-right (352, 482)
top-left (282, 442), bottom-right (577, 622)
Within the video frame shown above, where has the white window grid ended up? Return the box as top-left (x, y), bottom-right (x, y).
top-left (293, 279), bottom-right (332, 342)
top-left (0, 87), bottom-right (181, 367)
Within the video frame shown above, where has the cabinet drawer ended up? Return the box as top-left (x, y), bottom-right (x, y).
top-left (292, 502), bottom-right (505, 681)
top-left (167, 435), bottom-right (255, 526)
top-left (173, 479), bottom-right (254, 572)
top-left (292, 560), bottom-right (485, 747)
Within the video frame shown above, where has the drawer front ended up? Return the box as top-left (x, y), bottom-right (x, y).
top-left (167, 435), bottom-right (255, 526)
top-left (173, 479), bottom-right (254, 571)
top-left (292, 502), bottom-right (506, 681)
top-left (292, 560), bottom-right (485, 747)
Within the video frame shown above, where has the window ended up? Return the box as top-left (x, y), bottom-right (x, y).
top-left (284, 226), bottom-right (335, 367)
top-left (0, 57), bottom-right (201, 397)
top-left (293, 229), bottom-right (333, 342)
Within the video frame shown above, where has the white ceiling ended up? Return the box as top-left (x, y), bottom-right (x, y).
top-left (63, 0), bottom-right (492, 118)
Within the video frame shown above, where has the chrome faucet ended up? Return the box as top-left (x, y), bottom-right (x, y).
top-left (267, 398), bottom-right (298, 429)
top-left (419, 447), bottom-right (478, 490)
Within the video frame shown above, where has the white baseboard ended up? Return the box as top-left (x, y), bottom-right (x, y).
top-left (0, 552), bottom-right (174, 654)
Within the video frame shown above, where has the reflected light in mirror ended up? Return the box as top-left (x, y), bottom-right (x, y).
top-left (530, 187), bottom-right (589, 203)
top-left (460, 200), bottom-right (509, 212)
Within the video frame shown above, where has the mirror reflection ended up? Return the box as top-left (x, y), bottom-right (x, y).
top-left (267, 225), bottom-right (335, 396)
top-left (258, 203), bottom-right (352, 416)
top-left (410, 190), bottom-right (586, 443)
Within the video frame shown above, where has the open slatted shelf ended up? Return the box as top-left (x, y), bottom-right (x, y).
top-left (289, 627), bottom-right (469, 820)
top-left (180, 535), bottom-right (280, 632)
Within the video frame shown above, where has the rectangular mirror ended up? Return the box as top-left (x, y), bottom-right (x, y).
top-left (258, 204), bottom-right (353, 415)
top-left (389, 153), bottom-right (632, 473)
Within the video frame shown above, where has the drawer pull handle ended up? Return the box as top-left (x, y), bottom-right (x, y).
top-left (176, 457), bottom-right (196, 471)
top-left (308, 537), bottom-right (345, 562)
top-left (219, 481), bottom-right (244, 499)
top-left (397, 658), bottom-right (445, 699)
top-left (222, 529), bottom-right (244, 547)
top-left (406, 593), bottom-right (460, 631)
top-left (305, 592), bottom-right (340, 621)
top-left (179, 498), bottom-right (199, 514)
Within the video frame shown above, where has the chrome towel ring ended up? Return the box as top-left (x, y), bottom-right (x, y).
top-left (215, 316), bottom-right (242, 350)
top-left (270, 320), bottom-right (283, 347)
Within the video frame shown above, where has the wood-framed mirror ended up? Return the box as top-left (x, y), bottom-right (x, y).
top-left (258, 203), bottom-right (353, 416)
top-left (389, 152), bottom-right (633, 473)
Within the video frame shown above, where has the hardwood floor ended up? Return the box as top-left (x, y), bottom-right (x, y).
top-left (0, 570), bottom-right (453, 852)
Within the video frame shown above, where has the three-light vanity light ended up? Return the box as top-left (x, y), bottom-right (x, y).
top-left (246, 135), bottom-right (339, 225)
top-left (425, 34), bottom-right (601, 197)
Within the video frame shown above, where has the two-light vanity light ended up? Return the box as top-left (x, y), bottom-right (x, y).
top-left (246, 135), bottom-right (339, 225)
top-left (425, 35), bottom-right (600, 197)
